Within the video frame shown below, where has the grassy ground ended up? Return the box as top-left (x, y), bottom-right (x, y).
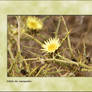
top-left (7, 15), bottom-right (92, 77)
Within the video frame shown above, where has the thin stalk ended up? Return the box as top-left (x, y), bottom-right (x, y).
top-left (42, 16), bottom-right (50, 22)
top-left (24, 33), bottom-right (42, 46)
top-left (57, 54), bottom-right (92, 69)
top-left (7, 43), bottom-right (15, 73)
top-left (29, 65), bottom-right (40, 76)
top-left (24, 57), bottom-right (78, 65)
top-left (8, 44), bottom-right (15, 61)
top-left (47, 70), bottom-right (64, 74)
top-left (23, 57), bottom-right (92, 69)
top-left (37, 33), bottom-right (46, 39)
top-left (61, 31), bottom-right (70, 45)
top-left (55, 17), bottom-right (61, 38)
top-left (83, 41), bottom-right (86, 57)
top-left (45, 58), bottom-right (92, 69)
top-left (23, 58), bottom-right (39, 61)
top-left (61, 16), bottom-right (73, 57)
top-left (81, 68), bottom-right (92, 72)
top-left (23, 49), bottom-right (40, 57)
top-left (36, 64), bottom-right (47, 77)
top-left (57, 54), bottom-right (74, 63)
top-left (83, 41), bottom-right (86, 63)
top-left (16, 16), bottom-right (21, 53)
top-left (51, 58), bottom-right (78, 65)
top-left (23, 45), bottom-right (40, 50)
top-left (78, 63), bottom-right (92, 69)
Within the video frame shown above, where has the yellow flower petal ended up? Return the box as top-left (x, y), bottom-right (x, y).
top-left (27, 16), bottom-right (43, 30)
top-left (42, 38), bottom-right (61, 53)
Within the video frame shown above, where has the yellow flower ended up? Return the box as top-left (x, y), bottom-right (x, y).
top-left (27, 16), bottom-right (43, 30)
top-left (42, 38), bottom-right (61, 53)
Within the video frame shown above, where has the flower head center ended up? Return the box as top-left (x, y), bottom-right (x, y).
top-left (48, 43), bottom-right (57, 52)
top-left (30, 22), bottom-right (37, 28)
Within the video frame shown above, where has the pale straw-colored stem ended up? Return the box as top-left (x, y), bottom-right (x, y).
top-left (61, 16), bottom-right (74, 57)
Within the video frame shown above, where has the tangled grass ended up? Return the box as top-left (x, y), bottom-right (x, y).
top-left (8, 15), bottom-right (92, 77)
